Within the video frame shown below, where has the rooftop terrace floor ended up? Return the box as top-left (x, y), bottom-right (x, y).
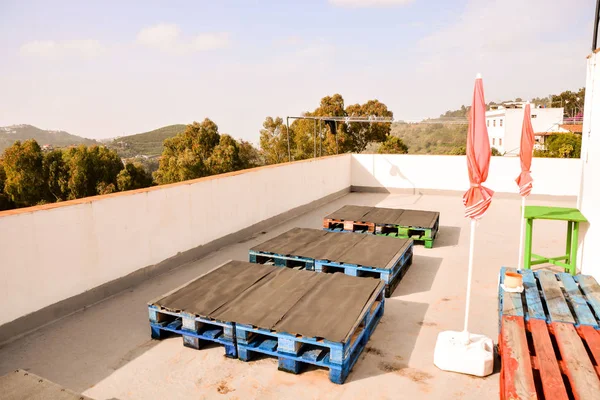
top-left (0, 191), bottom-right (575, 399)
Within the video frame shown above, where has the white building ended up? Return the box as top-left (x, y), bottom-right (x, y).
top-left (485, 102), bottom-right (564, 155)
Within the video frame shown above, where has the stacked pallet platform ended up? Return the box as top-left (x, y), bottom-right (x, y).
top-left (323, 205), bottom-right (440, 248)
top-left (149, 260), bottom-right (385, 384)
top-left (249, 227), bottom-right (413, 297)
top-left (235, 270), bottom-right (385, 384)
top-left (498, 267), bottom-right (600, 399)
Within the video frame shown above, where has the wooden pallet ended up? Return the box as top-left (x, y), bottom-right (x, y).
top-left (498, 267), bottom-right (600, 328)
top-left (148, 305), bottom-right (237, 358)
top-left (236, 283), bottom-right (385, 384)
top-left (322, 218), bottom-right (376, 233)
top-left (250, 228), bottom-right (413, 298)
top-left (375, 220), bottom-right (439, 248)
top-left (499, 316), bottom-right (600, 400)
top-left (315, 243), bottom-right (413, 297)
top-left (498, 267), bottom-right (600, 399)
top-left (323, 206), bottom-right (440, 248)
top-left (249, 250), bottom-right (315, 270)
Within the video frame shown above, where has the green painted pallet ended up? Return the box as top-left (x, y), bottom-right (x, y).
top-left (375, 223), bottom-right (438, 249)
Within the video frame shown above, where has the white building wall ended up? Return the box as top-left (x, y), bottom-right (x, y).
top-left (486, 107), bottom-right (564, 155)
top-left (0, 155), bottom-right (352, 327)
top-left (503, 110), bottom-right (522, 155)
top-left (579, 51), bottom-right (600, 279)
top-left (486, 110), bottom-right (506, 153)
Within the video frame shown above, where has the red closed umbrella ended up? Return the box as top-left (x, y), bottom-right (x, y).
top-left (463, 76), bottom-right (494, 219)
top-left (462, 74), bottom-right (494, 338)
top-left (434, 75), bottom-right (495, 377)
top-left (516, 103), bottom-right (534, 268)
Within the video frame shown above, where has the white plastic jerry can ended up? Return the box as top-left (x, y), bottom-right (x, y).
top-left (433, 330), bottom-right (494, 377)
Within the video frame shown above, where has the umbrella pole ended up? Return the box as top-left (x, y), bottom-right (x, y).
top-left (518, 196), bottom-right (526, 269)
top-left (462, 218), bottom-right (477, 343)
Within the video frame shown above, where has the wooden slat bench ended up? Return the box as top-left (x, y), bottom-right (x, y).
top-left (498, 267), bottom-right (600, 399)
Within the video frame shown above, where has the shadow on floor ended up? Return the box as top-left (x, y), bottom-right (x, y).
top-left (346, 300), bottom-right (429, 384)
top-left (433, 226), bottom-right (461, 248)
top-left (392, 256), bottom-right (443, 297)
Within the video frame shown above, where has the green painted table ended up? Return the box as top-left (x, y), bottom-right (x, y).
top-left (523, 206), bottom-right (587, 275)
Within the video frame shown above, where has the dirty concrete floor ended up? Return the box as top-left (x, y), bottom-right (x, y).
top-left (0, 192), bottom-right (575, 399)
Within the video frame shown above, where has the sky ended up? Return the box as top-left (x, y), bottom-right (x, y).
top-left (0, 0), bottom-right (595, 142)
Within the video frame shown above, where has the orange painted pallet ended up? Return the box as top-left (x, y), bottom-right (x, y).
top-left (499, 315), bottom-right (600, 400)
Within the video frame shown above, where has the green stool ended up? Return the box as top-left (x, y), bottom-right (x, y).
top-left (523, 206), bottom-right (587, 275)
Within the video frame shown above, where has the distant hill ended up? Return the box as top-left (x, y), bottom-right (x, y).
top-left (0, 124), bottom-right (97, 153)
top-left (109, 124), bottom-right (186, 157)
top-left (389, 122), bottom-right (467, 155)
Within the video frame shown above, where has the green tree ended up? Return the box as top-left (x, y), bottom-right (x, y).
top-left (117, 162), bottom-right (153, 191)
top-left (238, 140), bottom-right (263, 169)
top-left (284, 94), bottom-right (395, 159)
top-left (534, 133), bottom-right (582, 158)
top-left (346, 100), bottom-right (393, 153)
top-left (547, 133), bottom-right (581, 158)
top-left (2, 140), bottom-right (46, 207)
top-left (313, 94), bottom-right (352, 155)
top-left (549, 88), bottom-right (585, 118)
top-left (259, 117), bottom-right (293, 165)
top-left (290, 116), bottom-right (319, 160)
top-left (63, 145), bottom-right (123, 199)
top-left (440, 105), bottom-right (468, 118)
top-left (0, 161), bottom-right (14, 210)
top-left (207, 134), bottom-right (242, 175)
top-left (154, 119), bottom-right (220, 184)
top-left (377, 136), bottom-right (408, 154)
top-left (43, 149), bottom-right (69, 201)
top-left (448, 146), bottom-right (466, 155)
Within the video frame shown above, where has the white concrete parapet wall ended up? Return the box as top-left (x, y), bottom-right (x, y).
top-left (351, 154), bottom-right (581, 197)
top-left (0, 150), bottom-right (585, 330)
top-left (579, 50), bottom-right (600, 279)
top-left (0, 155), bottom-right (351, 328)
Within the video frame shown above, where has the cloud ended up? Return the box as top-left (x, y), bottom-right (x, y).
top-left (273, 35), bottom-right (303, 46)
top-left (329, 0), bottom-right (414, 7)
top-left (136, 23), bottom-right (230, 53)
top-left (20, 39), bottom-right (104, 58)
top-left (136, 24), bottom-right (180, 49)
top-left (411, 0), bottom-right (589, 111)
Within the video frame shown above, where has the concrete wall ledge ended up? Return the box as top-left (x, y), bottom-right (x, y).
top-left (0, 187), bottom-right (350, 345)
top-left (350, 186), bottom-right (577, 202)
top-left (0, 155), bottom-right (352, 341)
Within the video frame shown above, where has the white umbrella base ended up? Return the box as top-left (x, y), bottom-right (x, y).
top-left (433, 330), bottom-right (494, 377)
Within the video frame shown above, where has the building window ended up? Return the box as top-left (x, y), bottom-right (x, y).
top-left (493, 119), bottom-right (496, 127)
top-left (500, 119), bottom-right (503, 127)
top-left (499, 138), bottom-right (502, 146)
top-left (487, 120), bottom-right (489, 127)
top-left (492, 138), bottom-right (495, 145)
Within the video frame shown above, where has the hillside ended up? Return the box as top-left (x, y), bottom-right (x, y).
top-left (0, 124), bottom-right (97, 153)
top-left (390, 122), bottom-right (467, 154)
top-left (110, 124), bottom-right (186, 157)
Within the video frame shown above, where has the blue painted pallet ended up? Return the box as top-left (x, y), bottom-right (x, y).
top-left (148, 305), bottom-right (237, 358)
top-left (248, 250), bottom-right (315, 270)
top-left (315, 242), bottom-right (414, 297)
top-left (498, 267), bottom-right (600, 331)
top-left (235, 284), bottom-right (385, 384)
